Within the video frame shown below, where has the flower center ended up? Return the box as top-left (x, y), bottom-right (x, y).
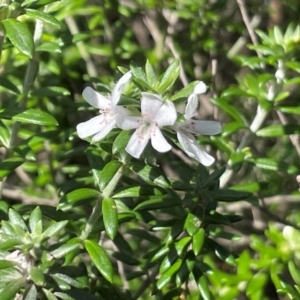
top-left (99, 108), bottom-right (115, 124)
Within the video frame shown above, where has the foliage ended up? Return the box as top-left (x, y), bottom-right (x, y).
top-left (0, 0), bottom-right (300, 299)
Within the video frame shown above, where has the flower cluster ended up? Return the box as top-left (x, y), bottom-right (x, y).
top-left (76, 71), bottom-right (221, 166)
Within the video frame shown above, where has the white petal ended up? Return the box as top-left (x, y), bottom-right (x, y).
top-left (125, 128), bottom-right (150, 158)
top-left (76, 115), bottom-right (105, 139)
top-left (184, 82), bottom-right (207, 120)
top-left (153, 100), bottom-right (177, 127)
top-left (82, 87), bottom-right (111, 109)
top-left (177, 131), bottom-right (215, 166)
top-left (141, 93), bottom-right (164, 120)
top-left (193, 81), bottom-right (207, 94)
top-left (151, 127), bottom-right (172, 153)
top-left (116, 115), bottom-right (142, 130)
top-left (91, 119), bottom-right (116, 142)
top-left (111, 71), bottom-right (132, 106)
top-left (182, 120), bottom-right (221, 135)
top-left (184, 93), bottom-right (198, 120)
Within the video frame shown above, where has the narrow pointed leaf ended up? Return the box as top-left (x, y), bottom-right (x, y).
top-left (12, 108), bottom-right (59, 126)
top-left (102, 198), bottom-right (118, 239)
top-left (41, 220), bottom-right (68, 240)
top-left (29, 206), bottom-right (42, 234)
top-left (0, 277), bottom-right (26, 300)
top-left (2, 19), bottom-right (34, 58)
top-left (84, 240), bottom-right (113, 282)
top-left (25, 9), bottom-right (60, 28)
top-left (157, 59), bottom-right (180, 93)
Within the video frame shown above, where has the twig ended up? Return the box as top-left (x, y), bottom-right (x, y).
top-left (65, 16), bottom-right (97, 78)
top-left (236, 0), bottom-right (261, 58)
top-left (131, 266), bottom-right (159, 300)
top-left (166, 36), bottom-right (189, 87)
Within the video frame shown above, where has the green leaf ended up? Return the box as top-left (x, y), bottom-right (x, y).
top-left (102, 198), bottom-right (118, 239)
top-left (170, 81), bottom-right (199, 102)
top-left (29, 266), bottom-right (45, 286)
top-left (130, 62), bottom-right (152, 90)
top-left (221, 122), bottom-right (247, 137)
top-left (130, 163), bottom-right (170, 188)
top-left (0, 121), bottom-right (10, 147)
top-left (50, 243), bottom-right (80, 259)
top-left (36, 42), bottom-right (61, 53)
top-left (211, 97), bottom-right (248, 124)
top-left (0, 157), bottom-right (24, 179)
top-left (31, 86), bottom-right (70, 97)
top-left (112, 130), bottom-right (132, 158)
top-left (253, 158), bottom-right (290, 172)
top-left (0, 239), bottom-right (21, 252)
top-left (25, 9), bottom-right (60, 28)
top-left (41, 220), bottom-right (68, 240)
top-left (246, 273), bottom-right (268, 296)
top-left (0, 260), bottom-right (17, 269)
top-left (0, 78), bottom-right (20, 94)
top-left (99, 161), bottom-right (122, 191)
top-left (184, 213), bottom-right (201, 236)
top-left (24, 284), bottom-right (37, 300)
top-left (8, 209), bottom-right (27, 230)
top-left (2, 18), bottom-right (34, 58)
top-left (42, 288), bottom-right (57, 300)
top-left (276, 106), bottom-right (300, 115)
top-left (206, 238), bottom-right (236, 266)
top-left (192, 228), bottom-right (205, 255)
top-left (157, 59), bottom-right (180, 94)
top-left (134, 196), bottom-right (181, 211)
top-left (176, 253), bottom-right (195, 287)
top-left (194, 272), bottom-right (211, 300)
top-left (0, 277), bottom-right (26, 300)
top-left (50, 273), bottom-right (86, 289)
top-left (212, 189), bottom-right (251, 202)
top-left (145, 60), bottom-right (157, 87)
top-left (84, 240), bottom-right (113, 283)
top-left (256, 124), bottom-right (300, 137)
top-left (12, 108), bottom-right (59, 126)
top-left (113, 185), bottom-right (165, 198)
top-left (58, 188), bottom-right (100, 210)
top-left (112, 252), bottom-right (140, 265)
top-left (29, 206), bottom-right (42, 234)
top-left (157, 259), bottom-right (182, 290)
top-left (288, 260), bottom-right (300, 286)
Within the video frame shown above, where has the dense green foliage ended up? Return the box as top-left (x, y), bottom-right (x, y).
top-left (1, 0), bottom-right (300, 299)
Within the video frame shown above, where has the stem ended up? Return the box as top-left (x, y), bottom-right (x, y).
top-left (0, 0), bottom-right (9, 58)
top-left (80, 155), bottom-right (129, 240)
top-left (65, 16), bottom-right (97, 78)
top-left (0, 19), bottom-right (44, 197)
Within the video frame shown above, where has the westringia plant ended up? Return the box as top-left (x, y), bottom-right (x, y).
top-left (0, 58), bottom-right (252, 299)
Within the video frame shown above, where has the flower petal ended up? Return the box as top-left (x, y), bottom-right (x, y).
top-left (82, 87), bottom-right (111, 109)
top-left (141, 93), bottom-right (177, 126)
top-left (125, 128), bottom-right (150, 158)
top-left (91, 119), bottom-right (116, 142)
top-left (182, 120), bottom-right (221, 135)
top-left (76, 115), bottom-right (105, 139)
top-left (184, 93), bottom-right (198, 120)
top-left (151, 127), bottom-right (172, 153)
top-left (141, 93), bottom-right (165, 120)
top-left (193, 81), bottom-right (207, 95)
top-left (177, 131), bottom-right (215, 166)
top-left (184, 82), bottom-right (207, 120)
top-left (116, 115), bottom-right (142, 130)
top-left (111, 71), bottom-right (132, 107)
top-left (154, 100), bottom-right (177, 127)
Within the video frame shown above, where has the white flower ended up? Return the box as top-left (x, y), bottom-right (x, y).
top-left (116, 93), bottom-right (177, 158)
top-left (174, 81), bottom-right (221, 166)
top-left (76, 71), bottom-right (132, 142)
